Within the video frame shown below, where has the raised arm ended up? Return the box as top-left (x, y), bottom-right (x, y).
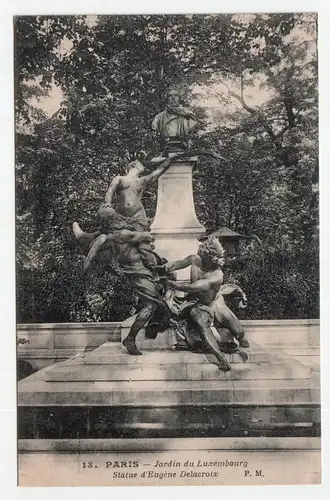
top-left (141, 150), bottom-right (226, 186)
top-left (105, 176), bottom-right (121, 205)
top-left (141, 151), bottom-right (197, 185)
top-left (141, 155), bottom-right (180, 185)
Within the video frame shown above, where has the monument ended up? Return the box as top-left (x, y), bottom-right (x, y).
top-left (70, 92), bottom-right (250, 367)
top-left (17, 96), bottom-right (320, 451)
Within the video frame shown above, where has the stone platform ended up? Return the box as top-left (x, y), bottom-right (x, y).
top-left (18, 339), bottom-right (320, 440)
top-left (43, 342), bottom-right (312, 383)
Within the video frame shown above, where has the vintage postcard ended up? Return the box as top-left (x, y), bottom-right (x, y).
top-left (15, 12), bottom-right (320, 487)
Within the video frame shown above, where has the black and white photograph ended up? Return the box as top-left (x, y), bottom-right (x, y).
top-left (14, 12), bottom-right (320, 486)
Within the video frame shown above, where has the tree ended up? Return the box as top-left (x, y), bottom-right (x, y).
top-left (15, 14), bottom-right (319, 322)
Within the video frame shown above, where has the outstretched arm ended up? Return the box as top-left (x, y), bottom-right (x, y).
top-left (165, 255), bottom-right (199, 272)
top-left (105, 176), bottom-right (121, 205)
top-left (167, 271), bottom-right (222, 293)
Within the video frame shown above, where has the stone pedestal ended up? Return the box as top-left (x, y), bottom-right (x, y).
top-left (17, 323), bottom-right (320, 442)
top-left (151, 158), bottom-right (205, 280)
top-left (18, 340), bottom-right (320, 442)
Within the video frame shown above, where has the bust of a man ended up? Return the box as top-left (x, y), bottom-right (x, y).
top-left (151, 89), bottom-right (198, 141)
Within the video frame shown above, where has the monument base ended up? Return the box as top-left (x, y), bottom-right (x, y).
top-left (18, 338), bottom-right (320, 440)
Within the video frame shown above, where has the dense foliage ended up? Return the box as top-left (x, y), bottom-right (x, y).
top-left (15, 14), bottom-right (319, 322)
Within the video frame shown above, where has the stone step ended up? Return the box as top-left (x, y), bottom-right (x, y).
top-left (282, 347), bottom-right (320, 356)
top-left (18, 378), bottom-right (320, 407)
top-left (18, 403), bottom-right (320, 440)
top-left (44, 355), bottom-right (311, 382)
top-left (80, 342), bottom-right (272, 365)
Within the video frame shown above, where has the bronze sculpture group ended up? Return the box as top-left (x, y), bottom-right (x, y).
top-left (73, 88), bottom-right (250, 371)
